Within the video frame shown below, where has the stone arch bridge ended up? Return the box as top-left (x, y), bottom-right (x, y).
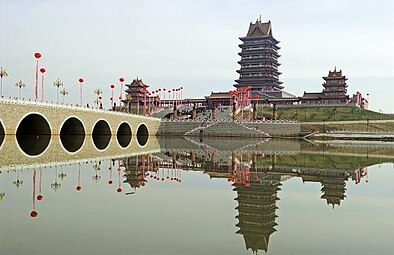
top-left (0, 98), bottom-right (161, 156)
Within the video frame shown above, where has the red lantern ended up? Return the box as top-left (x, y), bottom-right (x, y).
top-left (76, 185), bottom-right (82, 191)
top-left (119, 77), bottom-right (124, 83)
top-left (37, 195), bottom-right (43, 201)
top-left (39, 68), bottom-right (46, 73)
top-left (79, 78), bottom-right (84, 83)
top-left (30, 210), bottom-right (38, 218)
top-left (108, 180), bottom-right (113, 185)
top-left (141, 182), bottom-right (146, 186)
top-left (118, 96), bottom-right (122, 100)
top-left (110, 84), bottom-right (115, 89)
top-left (163, 88), bottom-right (166, 91)
top-left (110, 97), bottom-right (113, 100)
top-left (180, 87), bottom-right (183, 89)
top-left (98, 96), bottom-right (102, 100)
top-left (34, 52), bottom-right (41, 59)
top-left (117, 187), bottom-right (122, 193)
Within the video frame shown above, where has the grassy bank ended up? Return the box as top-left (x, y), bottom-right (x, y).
top-left (258, 105), bottom-right (394, 122)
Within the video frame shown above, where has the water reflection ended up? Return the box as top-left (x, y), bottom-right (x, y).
top-left (0, 136), bottom-right (393, 254)
top-left (16, 134), bottom-right (51, 156)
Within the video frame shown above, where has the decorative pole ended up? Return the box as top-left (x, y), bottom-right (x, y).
top-left (15, 80), bottom-right (26, 99)
top-left (180, 86), bottom-right (183, 105)
top-left (78, 78), bottom-right (84, 106)
top-left (163, 88), bottom-right (166, 107)
top-left (110, 84), bottom-right (115, 110)
top-left (136, 93), bottom-right (140, 115)
top-left (53, 78), bottom-right (64, 103)
top-left (0, 67), bottom-right (8, 98)
top-left (34, 52), bottom-right (41, 101)
top-left (60, 88), bottom-right (68, 104)
top-left (94, 87), bottom-right (103, 109)
top-left (143, 83), bottom-right (148, 115)
top-left (119, 77), bottom-right (124, 111)
top-left (30, 169), bottom-right (38, 218)
top-left (39, 67), bottom-right (46, 102)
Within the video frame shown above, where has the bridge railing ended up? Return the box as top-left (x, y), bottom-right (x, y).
top-left (0, 97), bottom-right (160, 121)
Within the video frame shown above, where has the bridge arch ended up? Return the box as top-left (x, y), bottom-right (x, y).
top-left (0, 118), bottom-right (5, 149)
top-left (136, 123), bottom-right (149, 147)
top-left (92, 119), bottom-right (112, 151)
top-left (116, 121), bottom-right (132, 148)
top-left (16, 112), bottom-right (52, 156)
top-left (60, 116), bottom-right (86, 153)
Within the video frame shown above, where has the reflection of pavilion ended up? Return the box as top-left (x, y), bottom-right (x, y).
top-left (233, 174), bottom-right (281, 253)
top-left (122, 155), bottom-right (160, 192)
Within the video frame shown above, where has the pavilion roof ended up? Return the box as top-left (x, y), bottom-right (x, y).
top-left (246, 20), bottom-right (272, 37)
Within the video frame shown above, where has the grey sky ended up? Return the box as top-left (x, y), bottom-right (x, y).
top-left (1, 0), bottom-right (393, 111)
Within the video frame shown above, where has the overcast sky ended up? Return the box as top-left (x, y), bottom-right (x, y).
top-left (1, 0), bottom-right (393, 112)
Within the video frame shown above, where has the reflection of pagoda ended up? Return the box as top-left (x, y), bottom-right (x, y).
top-left (233, 175), bottom-right (281, 253)
top-left (320, 177), bottom-right (347, 208)
top-left (122, 155), bottom-right (159, 191)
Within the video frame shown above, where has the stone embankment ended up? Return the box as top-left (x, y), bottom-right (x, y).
top-left (157, 119), bottom-right (301, 138)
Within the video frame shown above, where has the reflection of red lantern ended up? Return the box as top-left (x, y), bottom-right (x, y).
top-left (108, 180), bottom-right (113, 185)
top-left (119, 78), bottom-right (124, 83)
top-left (76, 185), bottom-right (82, 191)
top-left (98, 96), bottom-right (102, 100)
top-left (110, 97), bottom-right (113, 100)
top-left (30, 210), bottom-right (38, 218)
top-left (79, 78), bottom-right (84, 83)
top-left (118, 96), bottom-right (122, 100)
top-left (110, 84), bottom-right (115, 89)
top-left (37, 195), bottom-right (43, 201)
top-left (40, 68), bottom-right (46, 73)
top-left (117, 187), bottom-right (122, 193)
top-left (141, 182), bottom-right (145, 186)
top-left (34, 52), bottom-right (41, 59)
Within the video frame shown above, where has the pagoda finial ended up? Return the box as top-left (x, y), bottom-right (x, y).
top-left (259, 14), bottom-right (262, 22)
top-left (334, 66), bottom-right (336, 72)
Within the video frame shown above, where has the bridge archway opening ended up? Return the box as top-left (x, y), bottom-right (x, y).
top-left (136, 124), bottom-right (149, 146)
top-left (60, 117), bottom-right (85, 153)
top-left (92, 120), bottom-right (111, 150)
top-left (116, 122), bottom-right (132, 148)
top-left (16, 113), bottom-right (51, 156)
top-left (0, 120), bottom-right (4, 148)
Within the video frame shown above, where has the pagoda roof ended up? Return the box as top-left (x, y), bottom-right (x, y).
top-left (323, 67), bottom-right (347, 80)
top-left (245, 20), bottom-right (272, 38)
top-left (126, 77), bottom-right (149, 88)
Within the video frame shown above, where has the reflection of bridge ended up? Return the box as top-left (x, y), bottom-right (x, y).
top-left (0, 98), bottom-right (160, 156)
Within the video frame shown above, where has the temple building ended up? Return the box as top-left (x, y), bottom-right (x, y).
top-left (122, 77), bottom-right (149, 108)
top-left (300, 68), bottom-right (350, 105)
top-left (235, 18), bottom-right (288, 99)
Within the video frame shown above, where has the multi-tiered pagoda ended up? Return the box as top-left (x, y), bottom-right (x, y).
top-left (300, 68), bottom-right (350, 105)
top-left (235, 18), bottom-right (284, 99)
top-left (122, 78), bottom-right (149, 108)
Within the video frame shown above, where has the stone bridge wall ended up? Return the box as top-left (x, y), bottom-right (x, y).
top-left (0, 99), bottom-right (161, 136)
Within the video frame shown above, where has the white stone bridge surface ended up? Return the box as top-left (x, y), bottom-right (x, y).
top-left (0, 98), bottom-right (160, 136)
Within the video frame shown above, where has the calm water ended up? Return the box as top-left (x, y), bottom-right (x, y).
top-left (0, 136), bottom-right (393, 255)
